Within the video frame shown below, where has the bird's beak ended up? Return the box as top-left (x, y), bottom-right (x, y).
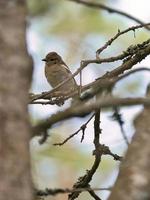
top-left (42, 58), bottom-right (46, 62)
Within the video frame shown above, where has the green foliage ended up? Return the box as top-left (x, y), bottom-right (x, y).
top-left (27, 0), bottom-right (118, 36)
top-left (27, 0), bottom-right (50, 16)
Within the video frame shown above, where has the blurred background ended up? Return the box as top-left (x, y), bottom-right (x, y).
top-left (27, 0), bottom-right (150, 199)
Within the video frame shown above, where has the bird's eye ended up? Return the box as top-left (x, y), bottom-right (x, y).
top-left (50, 59), bottom-right (55, 61)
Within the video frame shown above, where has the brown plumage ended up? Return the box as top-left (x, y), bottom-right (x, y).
top-left (42, 52), bottom-right (78, 94)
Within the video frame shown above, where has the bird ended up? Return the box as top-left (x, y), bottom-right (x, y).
top-left (42, 52), bottom-right (78, 98)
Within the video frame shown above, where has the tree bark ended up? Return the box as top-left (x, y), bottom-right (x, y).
top-left (108, 105), bottom-right (150, 199)
top-left (0, 1), bottom-right (33, 200)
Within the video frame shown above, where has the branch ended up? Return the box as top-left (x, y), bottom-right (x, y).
top-left (88, 189), bottom-right (102, 200)
top-left (80, 39), bottom-right (150, 99)
top-left (30, 67), bottom-right (150, 105)
top-left (102, 39), bottom-right (150, 79)
top-left (68, 109), bottom-right (102, 199)
top-left (96, 23), bottom-right (150, 56)
top-left (111, 107), bottom-right (129, 146)
top-left (54, 113), bottom-right (95, 146)
top-left (68, 0), bottom-right (150, 31)
top-left (29, 26), bottom-right (150, 104)
top-left (33, 97), bottom-right (150, 137)
top-left (35, 187), bottom-right (112, 197)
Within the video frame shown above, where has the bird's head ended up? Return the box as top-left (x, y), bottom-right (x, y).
top-left (42, 52), bottom-right (62, 64)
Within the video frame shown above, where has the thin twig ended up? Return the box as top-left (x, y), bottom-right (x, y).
top-left (96, 24), bottom-right (150, 56)
top-left (116, 67), bottom-right (150, 82)
top-left (36, 186), bottom-right (112, 197)
top-left (111, 107), bottom-right (129, 146)
top-left (53, 113), bottom-right (95, 146)
top-left (88, 189), bottom-right (102, 200)
top-left (69, 0), bottom-right (150, 31)
top-left (95, 144), bottom-right (123, 161)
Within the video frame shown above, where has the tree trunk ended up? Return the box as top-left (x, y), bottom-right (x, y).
top-left (108, 105), bottom-right (150, 200)
top-left (0, 1), bottom-right (33, 200)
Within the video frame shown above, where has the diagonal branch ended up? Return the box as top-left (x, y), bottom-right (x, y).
top-left (96, 23), bottom-right (150, 56)
top-left (30, 67), bottom-right (150, 105)
top-left (54, 113), bottom-right (95, 146)
top-left (29, 25), bottom-right (150, 103)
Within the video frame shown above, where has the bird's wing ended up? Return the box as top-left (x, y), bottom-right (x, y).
top-left (60, 60), bottom-right (78, 87)
top-left (61, 61), bottom-right (72, 72)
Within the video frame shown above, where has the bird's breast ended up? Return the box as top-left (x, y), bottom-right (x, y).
top-left (45, 63), bottom-right (77, 92)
